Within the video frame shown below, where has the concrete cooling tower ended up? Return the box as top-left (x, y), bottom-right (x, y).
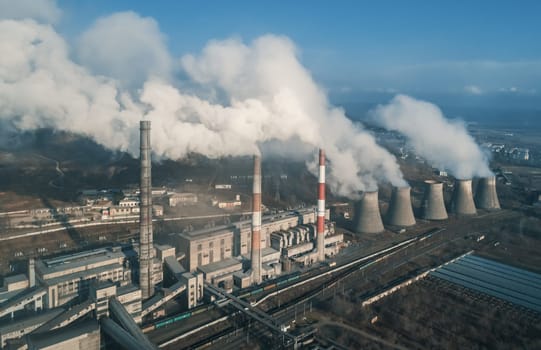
top-left (475, 176), bottom-right (500, 210)
top-left (422, 180), bottom-right (448, 220)
top-left (451, 179), bottom-right (477, 215)
top-left (353, 190), bottom-right (384, 234)
top-left (385, 186), bottom-right (416, 227)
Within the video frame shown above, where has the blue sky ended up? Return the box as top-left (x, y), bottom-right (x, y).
top-left (50, 1), bottom-right (541, 109)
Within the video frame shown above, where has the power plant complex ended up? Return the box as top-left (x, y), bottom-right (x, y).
top-left (0, 123), bottom-right (348, 348)
top-left (0, 120), bottom-right (502, 349)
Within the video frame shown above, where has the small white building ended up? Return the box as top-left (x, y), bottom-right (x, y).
top-left (215, 184), bottom-right (232, 189)
top-left (169, 193), bottom-right (198, 207)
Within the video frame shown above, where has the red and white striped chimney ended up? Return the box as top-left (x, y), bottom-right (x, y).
top-left (250, 155), bottom-right (262, 284)
top-left (317, 149), bottom-right (326, 262)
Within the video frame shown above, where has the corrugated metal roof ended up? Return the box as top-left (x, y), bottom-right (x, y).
top-left (430, 254), bottom-right (541, 312)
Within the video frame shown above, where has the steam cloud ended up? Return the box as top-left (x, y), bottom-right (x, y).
top-left (0, 13), bottom-right (406, 198)
top-left (371, 95), bottom-right (492, 179)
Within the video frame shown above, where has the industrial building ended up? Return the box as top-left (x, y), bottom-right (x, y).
top-left (35, 247), bottom-right (136, 309)
top-left (172, 207), bottom-right (330, 289)
top-left (168, 192), bottom-right (198, 207)
top-left (170, 150), bottom-right (341, 289)
top-left (26, 319), bottom-right (100, 350)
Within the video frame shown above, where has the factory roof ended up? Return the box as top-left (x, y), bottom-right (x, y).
top-left (27, 319), bottom-right (99, 348)
top-left (430, 254), bottom-right (541, 312)
top-left (0, 309), bottom-right (64, 334)
top-left (3, 274), bottom-right (28, 286)
top-left (43, 263), bottom-right (124, 286)
top-left (177, 208), bottom-right (316, 240)
top-left (197, 258), bottom-right (242, 275)
top-left (241, 247), bottom-right (280, 262)
top-left (37, 247), bottom-right (127, 277)
top-left (178, 226), bottom-right (234, 241)
top-left (232, 270), bottom-right (250, 278)
top-left (261, 247), bottom-right (280, 257)
top-left (164, 256), bottom-right (185, 276)
top-left (0, 287), bottom-right (46, 312)
top-left (117, 284), bottom-right (140, 296)
top-left (155, 244), bottom-right (174, 251)
top-left (0, 289), bottom-right (24, 304)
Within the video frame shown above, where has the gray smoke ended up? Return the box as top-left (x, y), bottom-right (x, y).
top-left (371, 95), bottom-right (492, 179)
top-left (0, 15), bottom-right (406, 198)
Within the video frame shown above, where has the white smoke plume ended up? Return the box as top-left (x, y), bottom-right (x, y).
top-left (371, 95), bottom-right (492, 179)
top-left (78, 11), bottom-right (172, 89)
top-left (0, 15), bottom-right (406, 198)
top-left (144, 36), bottom-right (406, 195)
top-left (0, 19), bottom-right (141, 152)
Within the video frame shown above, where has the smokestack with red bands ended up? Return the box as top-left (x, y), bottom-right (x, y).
top-left (317, 149), bottom-right (326, 262)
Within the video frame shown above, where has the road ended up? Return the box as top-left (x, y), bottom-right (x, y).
top-left (0, 212), bottom-right (252, 242)
top-left (34, 153), bottom-right (64, 188)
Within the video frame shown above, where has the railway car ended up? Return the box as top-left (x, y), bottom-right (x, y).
top-left (142, 324), bottom-right (155, 333)
top-left (173, 312), bottom-right (191, 322)
top-left (191, 307), bottom-right (207, 316)
top-left (264, 283), bottom-right (276, 291)
top-left (251, 288), bottom-right (264, 295)
top-left (238, 291), bottom-right (251, 298)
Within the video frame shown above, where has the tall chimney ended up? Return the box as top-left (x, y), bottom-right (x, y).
top-left (422, 180), bottom-right (448, 220)
top-left (353, 190), bottom-right (384, 234)
top-left (385, 186), bottom-right (416, 227)
top-left (250, 155), bottom-right (262, 284)
top-left (475, 176), bottom-right (500, 210)
top-left (139, 120), bottom-right (154, 299)
top-left (317, 149), bottom-right (326, 262)
top-left (28, 258), bottom-right (35, 288)
top-left (451, 179), bottom-right (477, 215)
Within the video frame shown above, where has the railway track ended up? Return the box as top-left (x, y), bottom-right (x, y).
top-left (157, 228), bottom-right (447, 348)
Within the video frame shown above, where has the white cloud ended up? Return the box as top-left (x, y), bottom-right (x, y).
top-left (498, 86), bottom-right (519, 93)
top-left (464, 85), bottom-right (483, 95)
top-left (78, 11), bottom-right (172, 89)
top-left (0, 0), bottom-right (61, 23)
